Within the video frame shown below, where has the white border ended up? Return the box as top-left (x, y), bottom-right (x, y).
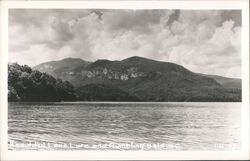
top-left (0, 0), bottom-right (249, 160)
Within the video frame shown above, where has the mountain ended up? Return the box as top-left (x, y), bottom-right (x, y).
top-left (198, 73), bottom-right (241, 89)
top-left (33, 57), bottom-right (91, 78)
top-left (33, 56), bottom-right (241, 102)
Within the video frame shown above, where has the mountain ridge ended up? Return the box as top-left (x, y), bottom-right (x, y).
top-left (33, 56), bottom-right (240, 83)
top-left (32, 56), bottom-right (241, 102)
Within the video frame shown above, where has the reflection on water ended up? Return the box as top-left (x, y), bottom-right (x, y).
top-left (8, 102), bottom-right (241, 150)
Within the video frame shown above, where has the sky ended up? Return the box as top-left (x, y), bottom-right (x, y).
top-left (8, 9), bottom-right (241, 78)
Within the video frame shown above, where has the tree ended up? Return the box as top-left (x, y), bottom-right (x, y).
top-left (8, 63), bottom-right (76, 102)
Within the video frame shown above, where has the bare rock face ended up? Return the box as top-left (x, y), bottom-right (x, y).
top-left (79, 67), bottom-right (145, 81)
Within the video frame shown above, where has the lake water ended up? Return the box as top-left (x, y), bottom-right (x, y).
top-left (8, 102), bottom-right (241, 150)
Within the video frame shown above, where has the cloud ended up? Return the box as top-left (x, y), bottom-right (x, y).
top-left (221, 10), bottom-right (241, 27)
top-left (102, 10), bottom-right (173, 32)
top-left (8, 9), bottom-right (242, 78)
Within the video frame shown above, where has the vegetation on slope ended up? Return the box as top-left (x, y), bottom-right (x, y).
top-left (9, 56), bottom-right (242, 102)
top-left (8, 63), bottom-right (76, 102)
top-left (75, 84), bottom-right (140, 101)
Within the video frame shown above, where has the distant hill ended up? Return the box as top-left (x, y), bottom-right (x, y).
top-left (32, 56), bottom-right (242, 102)
top-left (198, 73), bottom-right (241, 89)
top-left (33, 57), bottom-right (91, 78)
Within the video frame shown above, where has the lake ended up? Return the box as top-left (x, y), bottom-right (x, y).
top-left (8, 102), bottom-right (241, 150)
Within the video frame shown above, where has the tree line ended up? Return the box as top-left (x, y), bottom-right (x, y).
top-left (8, 63), bottom-right (76, 101)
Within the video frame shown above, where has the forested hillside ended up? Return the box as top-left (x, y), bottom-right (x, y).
top-left (8, 56), bottom-right (242, 102)
top-left (8, 63), bottom-right (76, 101)
top-left (33, 56), bottom-right (242, 102)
